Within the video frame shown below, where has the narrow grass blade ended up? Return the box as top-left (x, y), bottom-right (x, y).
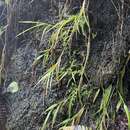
top-left (52, 104), bottom-right (61, 127)
top-left (41, 110), bottom-right (52, 130)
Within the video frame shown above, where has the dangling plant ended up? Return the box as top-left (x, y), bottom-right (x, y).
top-left (17, 0), bottom-right (92, 129)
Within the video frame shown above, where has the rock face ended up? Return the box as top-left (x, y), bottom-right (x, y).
top-left (1, 0), bottom-right (130, 130)
top-left (0, 96), bottom-right (7, 130)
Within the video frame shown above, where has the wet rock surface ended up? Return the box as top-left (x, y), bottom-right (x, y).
top-left (1, 0), bottom-right (130, 130)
